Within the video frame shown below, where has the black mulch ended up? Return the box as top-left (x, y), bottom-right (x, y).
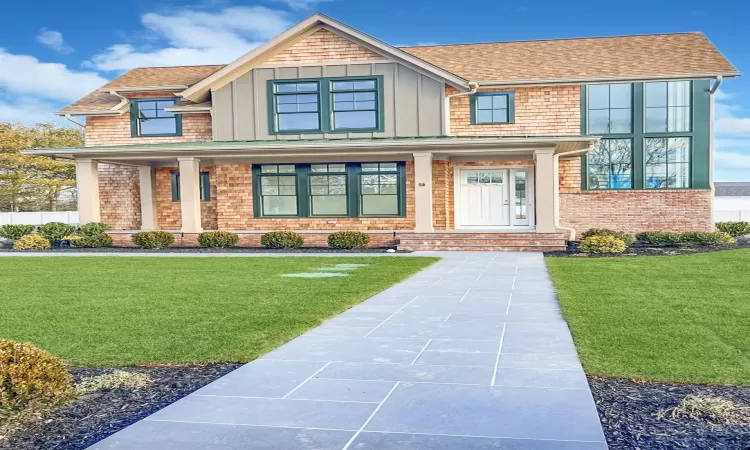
top-left (0, 246), bottom-right (407, 253)
top-left (590, 377), bottom-right (750, 450)
top-left (1, 363), bottom-right (242, 450)
top-left (545, 241), bottom-right (750, 258)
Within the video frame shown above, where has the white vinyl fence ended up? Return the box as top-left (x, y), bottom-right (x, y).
top-left (0, 211), bottom-right (80, 226)
top-left (714, 196), bottom-right (750, 223)
top-left (715, 210), bottom-right (750, 222)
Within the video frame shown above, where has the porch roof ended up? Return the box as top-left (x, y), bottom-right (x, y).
top-left (26, 135), bottom-right (598, 161)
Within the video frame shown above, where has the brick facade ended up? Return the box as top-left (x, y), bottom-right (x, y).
top-left (154, 167), bottom-right (218, 230)
top-left (262, 28), bottom-right (383, 65)
top-left (447, 85), bottom-right (581, 136)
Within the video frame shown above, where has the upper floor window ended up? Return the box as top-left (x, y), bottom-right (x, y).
top-left (131, 99), bottom-right (182, 137)
top-left (171, 171), bottom-right (211, 202)
top-left (269, 77), bottom-right (382, 134)
top-left (586, 83), bottom-right (632, 134)
top-left (645, 81), bottom-right (691, 132)
top-left (471, 92), bottom-right (515, 124)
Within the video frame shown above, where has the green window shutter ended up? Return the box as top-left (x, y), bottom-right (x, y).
top-left (691, 80), bottom-right (711, 189)
top-left (170, 172), bottom-right (180, 202)
top-left (130, 102), bottom-right (139, 137)
top-left (470, 95), bottom-right (477, 124)
top-left (200, 172), bottom-right (210, 201)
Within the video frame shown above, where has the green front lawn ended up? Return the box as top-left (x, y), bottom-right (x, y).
top-left (0, 256), bottom-right (436, 367)
top-left (546, 249), bottom-right (750, 385)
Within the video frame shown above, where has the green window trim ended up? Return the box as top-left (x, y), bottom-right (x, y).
top-left (580, 80), bottom-right (710, 190)
top-left (130, 98), bottom-right (183, 137)
top-left (470, 92), bottom-right (515, 124)
top-left (252, 162), bottom-right (406, 218)
top-left (267, 76), bottom-right (385, 135)
top-left (171, 171), bottom-right (211, 202)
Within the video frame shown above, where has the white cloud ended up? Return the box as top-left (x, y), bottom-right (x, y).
top-left (86, 6), bottom-right (292, 71)
top-left (271, 0), bottom-right (333, 10)
top-left (36, 28), bottom-right (73, 54)
top-left (0, 49), bottom-right (108, 101)
top-left (716, 150), bottom-right (750, 169)
top-left (0, 97), bottom-right (68, 125)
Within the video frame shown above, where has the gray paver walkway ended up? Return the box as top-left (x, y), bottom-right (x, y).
top-left (90, 252), bottom-right (607, 449)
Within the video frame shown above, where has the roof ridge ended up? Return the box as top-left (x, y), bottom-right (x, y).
top-left (398, 31), bottom-right (705, 49)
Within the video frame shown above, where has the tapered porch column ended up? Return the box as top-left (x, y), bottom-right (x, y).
top-left (138, 166), bottom-right (158, 231)
top-left (534, 148), bottom-right (557, 233)
top-left (413, 152), bottom-right (434, 232)
top-left (177, 157), bottom-right (203, 233)
top-left (75, 158), bottom-right (100, 224)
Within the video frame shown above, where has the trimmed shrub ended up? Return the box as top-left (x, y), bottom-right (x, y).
top-left (131, 231), bottom-right (175, 249)
top-left (13, 235), bottom-right (51, 250)
top-left (198, 231), bottom-right (240, 248)
top-left (680, 232), bottom-right (736, 247)
top-left (580, 228), bottom-right (634, 246)
top-left (716, 221), bottom-right (750, 238)
top-left (39, 222), bottom-right (76, 242)
top-left (79, 222), bottom-right (110, 237)
top-left (66, 234), bottom-right (114, 248)
top-left (0, 224), bottom-right (36, 240)
top-left (0, 339), bottom-right (74, 411)
top-left (260, 231), bottom-right (304, 249)
top-left (579, 235), bottom-right (627, 254)
top-left (636, 231), bottom-right (683, 246)
top-left (328, 231), bottom-right (371, 249)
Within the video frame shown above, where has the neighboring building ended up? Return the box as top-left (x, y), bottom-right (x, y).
top-left (29, 14), bottom-right (739, 250)
top-left (714, 182), bottom-right (750, 223)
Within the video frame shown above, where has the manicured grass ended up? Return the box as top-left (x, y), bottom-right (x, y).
top-left (546, 249), bottom-right (750, 385)
top-left (0, 256), bottom-right (436, 367)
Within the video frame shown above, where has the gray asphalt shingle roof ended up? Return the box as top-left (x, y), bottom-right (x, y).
top-left (715, 182), bottom-right (750, 197)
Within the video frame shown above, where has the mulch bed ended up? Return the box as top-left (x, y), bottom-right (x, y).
top-left (0, 246), bottom-right (406, 253)
top-left (0, 363), bottom-right (242, 450)
top-left (546, 241), bottom-right (750, 258)
top-left (590, 377), bottom-right (750, 449)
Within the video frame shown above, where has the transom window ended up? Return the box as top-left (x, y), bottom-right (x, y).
top-left (472, 93), bottom-right (514, 124)
top-left (645, 81), bottom-right (691, 132)
top-left (170, 171), bottom-right (211, 202)
top-left (253, 163), bottom-right (404, 218)
top-left (131, 99), bottom-right (182, 137)
top-left (586, 139), bottom-right (633, 189)
top-left (645, 137), bottom-right (691, 189)
top-left (269, 77), bottom-right (382, 134)
top-left (586, 83), bottom-right (632, 134)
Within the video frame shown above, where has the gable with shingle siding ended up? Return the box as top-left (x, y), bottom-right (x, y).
top-left (262, 28), bottom-right (385, 65)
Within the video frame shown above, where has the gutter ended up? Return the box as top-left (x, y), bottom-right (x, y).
top-left (708, 75), bottom-right (723, 228)
top-left (553, 144), bottom-right (598, 241)
top-left (444, 81), bottom-right (479, 135)
top-left (63, 114), bottom-right (85, 128)
top-left (477, 72), bottom-right (741, 88)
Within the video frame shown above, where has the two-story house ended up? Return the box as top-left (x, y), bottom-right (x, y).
top-left (30, 14), bottom-right (740, 250)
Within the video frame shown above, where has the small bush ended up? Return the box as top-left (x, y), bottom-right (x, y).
top-left (328, 231), bottom-right (371, 249)
top-left (0, 339), bottom-right (74, 412)
top-left (680, 232), bottom-right (736, 247)
top-left (131, 231), bottom-right (175, 249)
top-left (198, 231), bottom-right (240, 248)
top-left (13, 234), bottom-right (51, 250)
top-left (579, 235), bottom-right (627, 254)
top-left (39, 222), bottom-right (77, 242)
top-left (0, 224), bottom-right (36, 240)
top-left (260, 231), bottom-right (304, 249)
top-left (716, 221), bottom-right (750, 238)
top-left (75, 370), bottom-right (151, 394)
top-left (79, 222), bottom-right (110, 237)
top-left (66, 234), bottom-right (114, 248)
top-left (636, 231), bottom-right (683, 246)
top-left (580, 228), bottom-right (634, 245)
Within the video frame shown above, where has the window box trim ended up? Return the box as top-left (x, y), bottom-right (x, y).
top-left (470, 92), bottom-right (515, 125)
top-left (267, 76), bottom-right (385, 135)
top-left (130, 98), bottom-right (183, 137)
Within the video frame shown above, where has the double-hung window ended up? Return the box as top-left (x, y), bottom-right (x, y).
top-left (645, 137), bottom-right (691, 188)
top-left (170, 172), bottom-right (211, 202)
top-left (471, 92), bottom-right (515, 124)
top-left (309, 164), bottom-right (348, 216)
top-left (131, 99), bottom-right (182, 137)
top-left (359, 163), bottom-right (400, 215)
top-left (269, 77), bottom-right (383, 134)
top-left (258, 165), bottom-right (298, 216)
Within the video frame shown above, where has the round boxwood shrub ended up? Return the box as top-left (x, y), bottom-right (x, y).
top-left (66, 234), bottom-right (114, 248)
top-left (679, 231), bottom-right (736, 247)
top-left (39, 222), bottom-right (76, 242)
top-left (0, 224), bottom-right (36, 240)
top-left (328, 231), bottom-right (371, 249)
top-left (635, 231), bottom-right (683, 246)
top-left (13, 234), bottom-right (51, 250)
top-left (579, 228), bottom-right (634, 246)
top-left (198, 231), bottom-right (240, 248)
top-left (131, 231), bottom-right (175, 249)
top-left (716, 221), bottom-right (750, 238)
top-left (79, 222), bottom-right (110, 237)
top-left (579, 235), bottom-right (627, 254)
top-left (260, 231), bottom-right (303, 249)
top-left (0, 339), bottom-right (74, 412)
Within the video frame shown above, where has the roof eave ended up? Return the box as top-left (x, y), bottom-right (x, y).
top-left (477, 71), bottom-right (742, 87)
top-left (97, 86), bottom-right (188, 93)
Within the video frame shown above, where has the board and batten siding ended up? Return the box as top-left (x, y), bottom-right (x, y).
top-left (211, 62), bottom-right (445, 141)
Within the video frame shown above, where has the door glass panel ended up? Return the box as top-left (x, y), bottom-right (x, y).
top-left (515, 171), bottom-right (527, 220)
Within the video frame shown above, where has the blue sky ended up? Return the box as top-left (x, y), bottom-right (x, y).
top-left (1, 0), bottom-right (748, 180)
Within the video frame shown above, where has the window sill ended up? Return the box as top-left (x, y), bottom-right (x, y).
top-left (135, 134), bottom-right (183, 138)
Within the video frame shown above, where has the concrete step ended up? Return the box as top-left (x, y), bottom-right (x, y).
top-left (398, 243), bottom-right (567, 252)
top-left (402, 233), bottom-right (566, 239)
top-left (398, 238), bottom-right (567, 246)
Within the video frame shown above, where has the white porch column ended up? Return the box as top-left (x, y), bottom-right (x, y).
top-left (413, 152), bottom-right (434, 232)
top-left (534, 148), bottom-right (557, 233)
top-left (138, 166), bottom-right (158, 231)
top-left (177, 157), bottom-right (203, 233)
top-left (75, 158), bottom-right (100, 224)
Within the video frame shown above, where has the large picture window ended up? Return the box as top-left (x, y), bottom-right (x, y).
top-left (586, 83), bottom-right (632, 134)
top-left (586, 139), bottom-right (633, 189)
top-left (131, 99), bottom-right (182, 137)
top-left (645, 137), bottom-right (691, 189)
top-left (253, 163), bottom-right (405, 218)
top-left (645, 81), bottom-right (691, 132)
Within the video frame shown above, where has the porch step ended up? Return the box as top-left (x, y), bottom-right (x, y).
top-left (405, 233), bottom-right (565, 239)
top-left (398, 244), bottom-right (567, 252)
top-left (396, 232), bottom-right (567, 252)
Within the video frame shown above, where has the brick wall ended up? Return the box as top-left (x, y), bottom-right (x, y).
top-left (262, 28), bottom-right (383, 65)
top-left (99, 164), bottom-right (141, 230)
top-left (154, 167), bottom-right (218, 230)
top-left (448, 85), bottom-right (580, 136)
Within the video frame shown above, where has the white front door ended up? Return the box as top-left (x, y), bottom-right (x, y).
top-left (457, 167), bottom-right (535, 229)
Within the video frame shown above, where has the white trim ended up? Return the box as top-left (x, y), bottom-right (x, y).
top-left (477, 72), bottom-right (741, 88)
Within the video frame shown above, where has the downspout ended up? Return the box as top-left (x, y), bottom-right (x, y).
top-left (63, 114), bottom-right (85, 128)
top-left (553, 145), bottom-right (596, 241)
top-left (108, 90), bottom-right (130, 112)
top-left (444, 82), bottom-right (479, 136)
top-left (708, 76), bottom-right (722, 228)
